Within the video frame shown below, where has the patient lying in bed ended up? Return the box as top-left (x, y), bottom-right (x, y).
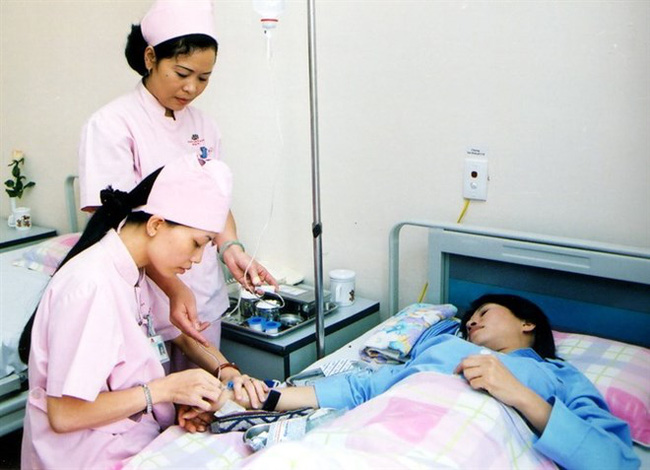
top-left (182, 294), bottom-right (640, 470)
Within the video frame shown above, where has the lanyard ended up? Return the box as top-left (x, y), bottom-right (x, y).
top-left (134, 285), bottom-right (156, 337)
top-left (135, 284), bottom-right (170, 364)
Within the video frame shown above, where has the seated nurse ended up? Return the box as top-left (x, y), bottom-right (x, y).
top-left (22, 153), bottom-right (238, 469)
top-left (197, 294), bottom-right (640, 470)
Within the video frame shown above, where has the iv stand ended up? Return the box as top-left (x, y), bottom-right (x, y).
top-left (307, 0), bottom-right (325, 359)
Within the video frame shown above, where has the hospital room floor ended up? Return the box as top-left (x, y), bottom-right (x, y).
top-left (0, 429), bottom-right (21, 469)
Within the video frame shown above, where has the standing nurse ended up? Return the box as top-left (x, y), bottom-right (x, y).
top-left (78, 0), bottom-right (277, 359)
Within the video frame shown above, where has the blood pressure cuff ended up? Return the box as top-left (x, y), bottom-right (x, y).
top-left (209, 407), bottom-right (316, 434)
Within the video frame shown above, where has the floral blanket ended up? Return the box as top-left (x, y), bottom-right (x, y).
top-left (125, 371), bottom-right (556, 469)
top-left (361, 303), bottom-right (458, 363)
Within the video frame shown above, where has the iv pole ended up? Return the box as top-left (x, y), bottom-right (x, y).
top-left (307, 0), bottom-right (325, 359)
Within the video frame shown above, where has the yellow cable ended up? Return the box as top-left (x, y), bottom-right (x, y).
top-left (456, 199), bottom-right (470, 224)
top-left (417, 282), bottom-right (429, 303)
top-left (417, 199), bottom-right (468, 307)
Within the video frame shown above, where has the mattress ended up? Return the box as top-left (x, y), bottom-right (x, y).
top-left (0, 246), bottom-right (50, 380)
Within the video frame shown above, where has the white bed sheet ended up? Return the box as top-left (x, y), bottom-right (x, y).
top-left (0, 246), bottom-right (50, 378)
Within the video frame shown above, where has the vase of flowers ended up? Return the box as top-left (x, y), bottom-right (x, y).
top-left (5, 150), bottom-right (36, 230)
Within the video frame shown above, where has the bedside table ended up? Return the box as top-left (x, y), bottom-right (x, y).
top-left (220, 297), bottom-right (380, 380)
top-left (0, 221), bottom-right (57, 253)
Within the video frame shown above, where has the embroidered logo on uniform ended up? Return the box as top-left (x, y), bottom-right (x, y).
top-left (188, 134), bottom-right (206, 147)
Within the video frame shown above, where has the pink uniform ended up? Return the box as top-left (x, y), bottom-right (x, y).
top-left (78, 82), bottom-right (228, 346)
top-left (21, 230), bottom-right (176, 469)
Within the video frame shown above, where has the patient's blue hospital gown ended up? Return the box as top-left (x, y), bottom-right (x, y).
top-left (314, 333), bottom-right (640, 470)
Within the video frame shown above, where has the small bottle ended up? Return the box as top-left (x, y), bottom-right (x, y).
top-left (252, 0), bottom-right (286, 58)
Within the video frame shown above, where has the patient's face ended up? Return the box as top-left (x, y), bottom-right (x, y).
top-left (465, 303), bottom-right (532, 353)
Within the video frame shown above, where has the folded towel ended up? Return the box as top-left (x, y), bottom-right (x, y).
top-left (361, 303), bottom-right (457, 364)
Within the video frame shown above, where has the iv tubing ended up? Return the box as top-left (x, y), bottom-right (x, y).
top-left (223, 35), bottom-right (285, 317)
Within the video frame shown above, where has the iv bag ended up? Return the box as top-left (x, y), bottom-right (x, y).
top-left (253, 0), bottom-right (285, 31)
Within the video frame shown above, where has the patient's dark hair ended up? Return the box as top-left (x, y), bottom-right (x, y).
top-left (125, 25), bottom-right (218, 76)
top-left (18, 168), bottom-right (164, 364)
top-left (459, 294), bottom-right (558, 360)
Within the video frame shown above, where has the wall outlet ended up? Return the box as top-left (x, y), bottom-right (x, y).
top-left (463, 158), bottom-right (488, 200)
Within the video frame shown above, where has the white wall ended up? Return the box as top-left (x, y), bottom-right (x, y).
top-left (1, 1), bottom-right (648, 318)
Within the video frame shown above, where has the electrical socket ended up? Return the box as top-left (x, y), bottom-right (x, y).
top-left (463, 158), bottom-right (488, 200)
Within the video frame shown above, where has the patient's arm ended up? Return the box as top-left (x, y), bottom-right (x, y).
top-left (177, 386), bottom-right (319, 433)
top-left (214, 386), bottom-right (319, 412)
top-left (275, 387), bottom-right (318, 411)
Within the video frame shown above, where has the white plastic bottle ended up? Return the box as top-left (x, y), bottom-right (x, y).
top-left (252, 0), bottom-right (285, 34)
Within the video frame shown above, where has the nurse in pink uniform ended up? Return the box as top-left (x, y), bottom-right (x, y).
top-left (21, 154), bottom-right (256, 469)
top-left (78, 0), bottom-right (277, 362)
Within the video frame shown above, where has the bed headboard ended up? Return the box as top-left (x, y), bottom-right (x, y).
top-left (64, 175), bottom-right (84, 233)
top-left (389, 221), bottom-right (650, 347)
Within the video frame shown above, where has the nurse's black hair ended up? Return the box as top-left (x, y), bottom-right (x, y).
top-left (18, 168), bottom-right (164, 364)
top-left (458, 294), bottom-right (558, 360)
top-left (125, 24), bottom-right (218, 76)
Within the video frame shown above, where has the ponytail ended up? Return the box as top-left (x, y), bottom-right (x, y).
top-left (125, 24), bottom-right (148, 76)
top-left (18, 168), bottom-right (163, 364)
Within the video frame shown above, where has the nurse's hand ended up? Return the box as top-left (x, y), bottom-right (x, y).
top-left (147, 263), bottom-right (210, 346)
top-left (155, 369), bottom-right (223, 412)
top-left (168, 280), bottom-right (211, 346)
top-left (222, 247), bottom-right (278, 293)
top-left (227, 375), bottom-right (269, 409)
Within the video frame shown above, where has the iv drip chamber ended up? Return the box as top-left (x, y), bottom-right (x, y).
top-left (253, 0), bottom-right (285, 31)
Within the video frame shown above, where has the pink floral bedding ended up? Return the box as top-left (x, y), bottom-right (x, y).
top-left (125, 371), bottom-right (556, 469)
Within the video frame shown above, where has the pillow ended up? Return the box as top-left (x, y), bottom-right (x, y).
top-left (12, 232), bottom-right (81, 276)
top-left (553, 331), bottom-right (650, 446)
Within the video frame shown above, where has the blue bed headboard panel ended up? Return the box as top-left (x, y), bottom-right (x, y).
top-left (388, 222), bottom-right (650, 348)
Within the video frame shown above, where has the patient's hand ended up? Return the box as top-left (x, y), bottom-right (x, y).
top-left (177, 405), bottom-right (213, 433)
top-left (454, 353), bottom-right (552, 433)
top-left (455, 353), bottom-right (528, 407)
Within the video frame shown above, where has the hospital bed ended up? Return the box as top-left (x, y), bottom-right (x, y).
top-left (0, 176), bottom-right (82, 437)
top-left (126, 221), bottom-right (650, 468)
top-left (0, 245), bottom-right (51, 436)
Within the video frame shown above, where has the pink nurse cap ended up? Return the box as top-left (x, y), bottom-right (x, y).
top-left (141, 0), bottom-right (217, 47)
top-left (136, 153), bottom-right (232, 233)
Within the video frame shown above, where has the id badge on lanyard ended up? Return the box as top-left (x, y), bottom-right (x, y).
top-left (135, 283), bottom-right (170, 364)
top-left (144, 315), bottom-right (170, 364)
